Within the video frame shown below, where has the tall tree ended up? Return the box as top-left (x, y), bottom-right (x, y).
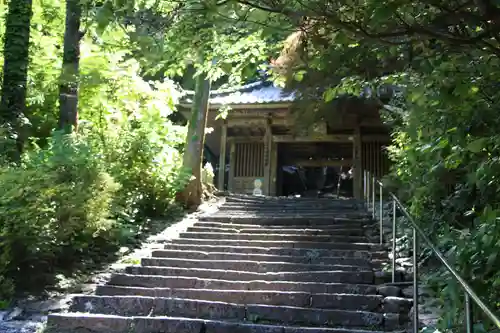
top-left (178, 66), bottom-right (211, 208)
top-left (0, 0), bottom-right (34, 160)
top-left (58, 0), bottom-right (83, 133)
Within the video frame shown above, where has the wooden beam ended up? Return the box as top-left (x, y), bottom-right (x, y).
top-left (292, 159), bottom-right (353, 167)
top-left (361, 134), bottom-right (392, 143)
top-left (228, 136), bottom-right (264, 143)
top-left (273, 134), bottom-right (353, 143)
top-left (217, 121), bottom-right (227, 190)
top-left (227, 118), bottom-right (267, 127)
top-left (271, 117), bottom-right (295, 126)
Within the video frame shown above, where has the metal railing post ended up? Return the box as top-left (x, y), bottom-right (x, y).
top-left (372, 176), bottom-right (375, 219)
top-left (465, 293), bottom-right (474, 333)
top-left (392, 199), bottom-right (397, 283)
top-left (379, 183), bottom-right (383, 245)
top-left (413, 226), bottom-right (419, 333)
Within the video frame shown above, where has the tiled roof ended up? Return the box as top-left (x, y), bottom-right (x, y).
top-left (180, 80), bottom-right (400, 106)
top-left (182, 81), bottom-right (295, 105)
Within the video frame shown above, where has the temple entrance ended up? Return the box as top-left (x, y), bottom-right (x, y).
top-left (276, 142), bottom-right (354, 197)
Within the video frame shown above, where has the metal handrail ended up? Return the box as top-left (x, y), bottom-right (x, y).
top-left (363, 170), bottom-right (500, 333)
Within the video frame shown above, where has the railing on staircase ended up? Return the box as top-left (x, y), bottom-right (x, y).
top-left (363, 171), bottom-right (500, 333)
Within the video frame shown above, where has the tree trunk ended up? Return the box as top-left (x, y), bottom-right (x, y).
top-left (58, 0), bottom-right (82, 133)
top-left (0, 0), bottom-right (34, 161)
top-left (178, 72), bottom-right (211, 208)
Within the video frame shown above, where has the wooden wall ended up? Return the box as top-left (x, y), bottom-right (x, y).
top-left (229, 142), bottom-right (265, 194)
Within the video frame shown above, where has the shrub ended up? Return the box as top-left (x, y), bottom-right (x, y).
top-left (0, 133), bottom-right (119, 297)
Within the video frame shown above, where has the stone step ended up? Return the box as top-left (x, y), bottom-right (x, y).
top-left (108, 274), bottom-right (379, 294)
top-left (199, 216), bottom-right (371, 225)
top-left (95, 285), bottom-right (384, 311)
top-left (208, 211), bottom-right (370, 217)
top-left (187, 226), bottom-right (365, 236)
top-left (192, 221), bottom-right (367, 230)
top-left (217, 209), bottom-right (361, 214)
top-left (150, 250), bottom-right (372, 266)
top-left (68, 295), bottom-right (389, 328)
top-left (179, 231), bottom-right (367, 243)
top-left (226, 194), bottom-right (362, 201)
top-left (47, 313), bottom-right (396, 333)
top-left (224, 196), bottom-right (361, 205)
top-left (125, 266), bottom-right (374, 284)
top-left (163, 244), bottom-right (386, 260)
top-left (140, 258), bottom-right (365, 272)
top-left (170, 238), bottom-right (380, 251)
top-left (218, 205), bottom-right (362, 211)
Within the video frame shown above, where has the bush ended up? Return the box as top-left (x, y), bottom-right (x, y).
top-left (384, 56), bottom-right (500, 327)
top-left (0, 133), bottom-right (119, 298)
top-left (0, 23), bottom-right (189, 302)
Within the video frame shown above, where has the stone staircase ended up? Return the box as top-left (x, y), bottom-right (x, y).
top-left (46, 195), bottom-right (412, 333)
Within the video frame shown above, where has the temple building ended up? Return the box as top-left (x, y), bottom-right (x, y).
top-left (179, 81), bottom-right (391, 198)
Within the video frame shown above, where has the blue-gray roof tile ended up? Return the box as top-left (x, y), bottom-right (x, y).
top-left (182, 81), bottom-right (295, 105)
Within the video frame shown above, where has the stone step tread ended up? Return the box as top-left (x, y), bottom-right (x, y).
top-left (95, 285), bottom-right (384, 311)
top-left (217, 210), bottom-right (362, 214)
top-left (179, 232), bottom-right (367, 242)
top-left (198, 217), bottom-right (371, 224)
top-left (163, 244), bottom-right (386, 259)
top-left (188, 226), bottom-right (365, 234)
top-left (221, 201), bottom-right (362, 206)
top-left (217, 209), bottom-right (365, 213)
top-left (125, 266), bottom-right (374, 284)
top-left (203, 214), bottom-right (370, 218)
top-left (222, 201), bottom-right (360, 205)
top-left (220, 207), bottom-right (364, 210)
top-left (69, 295), bottom-right (390, 328)
top-left (141, 257), bottom-right (366, 272)
top-left (47, 313), bottom-right (400, 333)
top-left (108, 274), bottom-right (379, 294)
top-left (216, 211), bottom-right (369, 214)
top-left (170, 238), bottom-right (380, 251)
top-left (150, 250), bottom-right (372, 266)
top-left (192, 222), bottom-right (366, 230)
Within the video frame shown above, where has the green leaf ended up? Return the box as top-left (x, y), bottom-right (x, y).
top-left (323, 88), bottom-right (336, 102)
top-left (293, 70), bottom-right (306, 82)
top-left (467, 138), bottom-right (487, 153)
top-left (95, 3), bottom-right (114, 36)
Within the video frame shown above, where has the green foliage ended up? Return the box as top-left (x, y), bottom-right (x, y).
top-left (0, 0), bottom-right (191, 302)
top-left (382, 53), bottom-right (500, 327)
top-left (0, 133), bottom-right (119, 297)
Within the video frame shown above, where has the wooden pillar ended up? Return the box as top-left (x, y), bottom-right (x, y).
top-left (228, 142), bottom-right (236, 192)
top-left (353, 125), bottom-right (363, 199)
top-left (270, 141), bottom-right (278, 196)
top-left (263, 118), bottom-right (272, 195)
top-left (217, 121), bottom-right (227, 190)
